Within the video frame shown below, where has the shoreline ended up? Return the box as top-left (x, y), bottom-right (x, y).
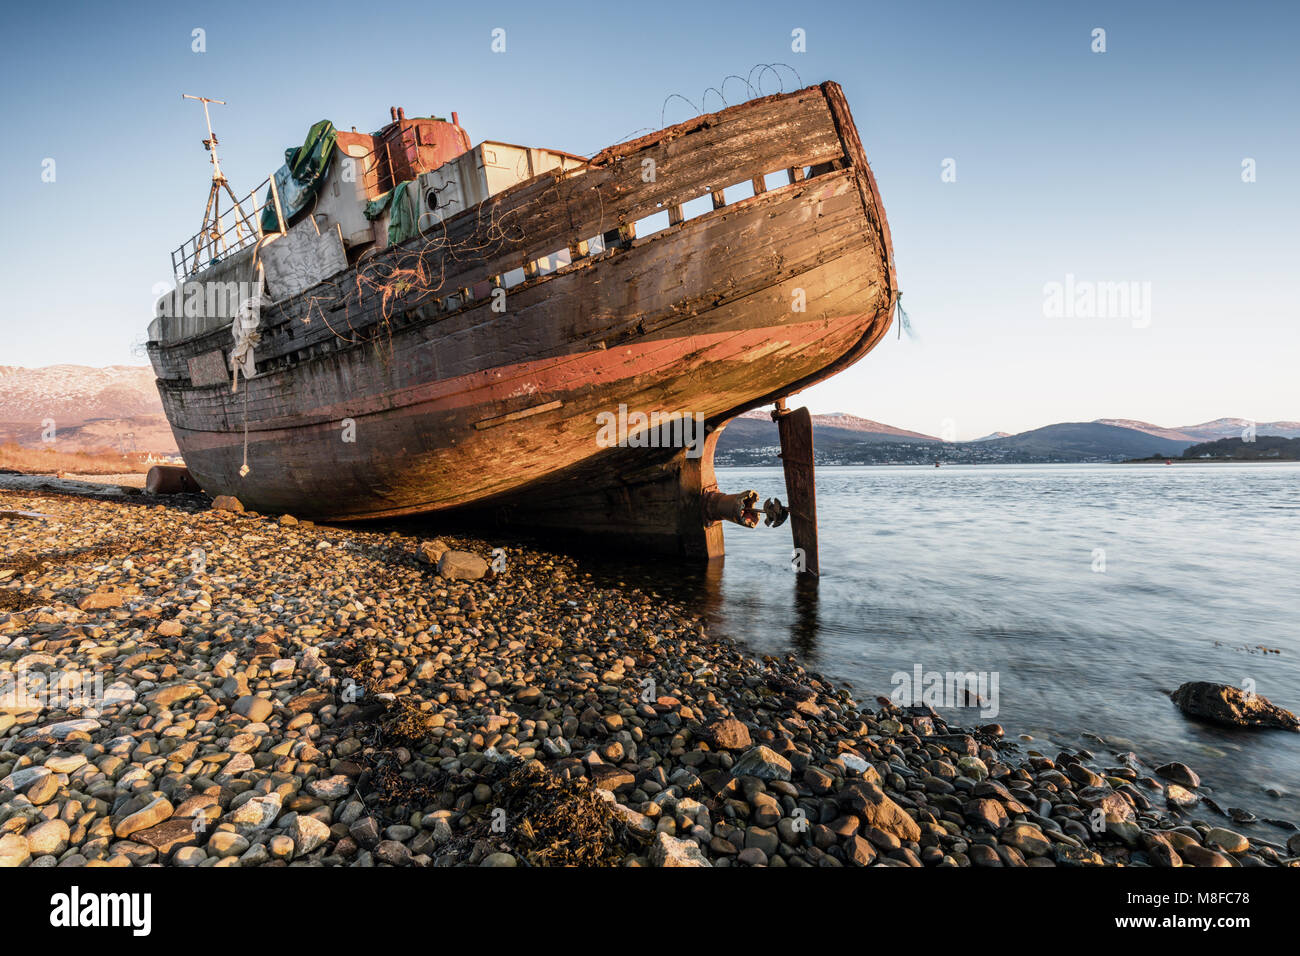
top-left (2, 478), bottom-right (1297, 867)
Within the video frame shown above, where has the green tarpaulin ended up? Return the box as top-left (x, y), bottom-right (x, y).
top-left (363, 180), bottom-right (419, 246)
top-left (363, 189), bottom-right (393, 221)
top-left (260, 120), bottom-right (338, 233)
top-left (386, 181), bottom-right (418, 245)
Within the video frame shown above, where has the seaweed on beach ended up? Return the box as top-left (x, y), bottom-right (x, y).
top-left (0, 588), bottom-right (40, 611)
top-left (360, 748), bottom-right (452, 823)
top-left (331, 638), bottom-right (453, 821)
top-left (379, 696), bottom-right (436, 744)
top-left (0, 534), bottom-right (169, 577)
top-left (449, 761), bottom-right (630, 867)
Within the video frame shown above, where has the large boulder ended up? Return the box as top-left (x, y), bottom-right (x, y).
top-left (416, 539), bottom-right (450, 565)
top-left (78, 590), bottom-right (125, 611)
top-left (650, 832), bottom-right (711, 867)
top-left (233, 694), bottom-right (273, 722)
top-left (290, 814), bottom-right (331, 856)
top-left (1170, 681), bottom-right (1299, 731)
top-left (835, 779), bottom-right (921, 843)
top-left (113, 796), bottom-right (174, 838)
top-left (730, 745), bottom-right (792, 782)
top-left (437, 550), bottom-right (489, 581)
top-left (0, 833), bottom-right (30, 867)
top-left (1001, 822), bottom-right (1052, 858)
top-left (706, 717), bottom-right (752, 751)
top-left (1153, 761), bottom-right (1200, 788)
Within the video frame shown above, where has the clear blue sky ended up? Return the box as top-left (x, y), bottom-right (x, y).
top-left (1, 0), bottom-right (1296, 438)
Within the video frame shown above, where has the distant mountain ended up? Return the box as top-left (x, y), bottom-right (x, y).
top-left (1177, 418), bottom-right (1300, 441)
top-left (1098, 417), bottom-right (1300, 441)
top-left (719, 411), bottom-right (940, 463)
top-left (734, 409), bottom-right (939, 441)
top-left (1095, 419), bottom-right (1199, 442)
top-left (977, 422), bottom-right (1191, 461)
top-left (715, 414), bottom-right (1290, 465)
top-left (0, 365), bottom-right (175, 454)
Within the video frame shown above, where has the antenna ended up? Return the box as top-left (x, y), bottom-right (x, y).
top-left (183, 93), bottom-right (227, 181)
top-left (182, 94), bottom-right (254, 270)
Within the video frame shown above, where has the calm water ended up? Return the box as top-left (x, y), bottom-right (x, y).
top-left (598, 463), bottom-right (1300, 832)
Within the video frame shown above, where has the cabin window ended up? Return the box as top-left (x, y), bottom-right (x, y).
top-left (679, 193), bottom-right (714, 221)
top-left (533, 248), bottom-right (573, 276)
top-left (763, 170), bottom-right (788, 192)
top-left (633, 209), bottom-right (671, 238)
top-left (502, 266), bottom-right (527, 289)
top-left (724, 179), bottom-right (756, 203)
top-left (603, 225), bottom-right (636, 250)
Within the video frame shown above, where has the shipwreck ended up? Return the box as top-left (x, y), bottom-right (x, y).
top-left (147, 82), bottom-right (898, 573)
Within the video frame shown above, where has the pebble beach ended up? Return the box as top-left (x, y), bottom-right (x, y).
top-left (2, 477), bottom-right (1298, 868)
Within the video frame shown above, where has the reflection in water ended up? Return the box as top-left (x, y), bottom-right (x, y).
top-left (570, 550), bottom-right (822, 657)
top-left (790, 573), bottom-right (820, 657)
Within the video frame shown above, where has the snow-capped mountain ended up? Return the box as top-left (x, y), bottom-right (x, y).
top-left (1097, 418), bottom-right (1300, 441)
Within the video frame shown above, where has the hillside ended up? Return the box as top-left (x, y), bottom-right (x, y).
top-left (733, 409), bottom-right (938, 440)
top-left (1176, 418), bottom-right (1300, 441)
top-left (1095, 419), bottom-right (1199, 442)
top-left (1101, 417), bottom-right (1300, 442)
top-left (1182, 436), bottom-right (1300, 460)
top-left (0, 365), bottom-right (176, 455)
top-left (718, 418), bottom-right (1198, 466)
top-left (720, 410), bottom-right (938, 456)
top-left (977, 422), bottom-right (1192, 461)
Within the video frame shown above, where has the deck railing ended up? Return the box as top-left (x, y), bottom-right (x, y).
top-left (170, 174), bottom-right (287, 278)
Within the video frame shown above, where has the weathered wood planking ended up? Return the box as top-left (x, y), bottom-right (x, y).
top-left (158, 170), bottom-right (869, 434)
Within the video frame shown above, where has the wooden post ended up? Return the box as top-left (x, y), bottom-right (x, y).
top-left (775, 405), bottom-right (819, 576)
top-left (269, 175), bottom-right (287, 234)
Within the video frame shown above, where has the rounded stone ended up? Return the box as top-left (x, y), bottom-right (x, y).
top-left (233, 695), bottom-right (273, 723)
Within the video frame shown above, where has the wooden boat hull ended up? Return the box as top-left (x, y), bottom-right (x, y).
top-left (148, 82), bottom-right (897, 557)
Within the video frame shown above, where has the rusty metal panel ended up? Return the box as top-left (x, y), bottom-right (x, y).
top-left (374, 117), bottom-right (471, 193)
